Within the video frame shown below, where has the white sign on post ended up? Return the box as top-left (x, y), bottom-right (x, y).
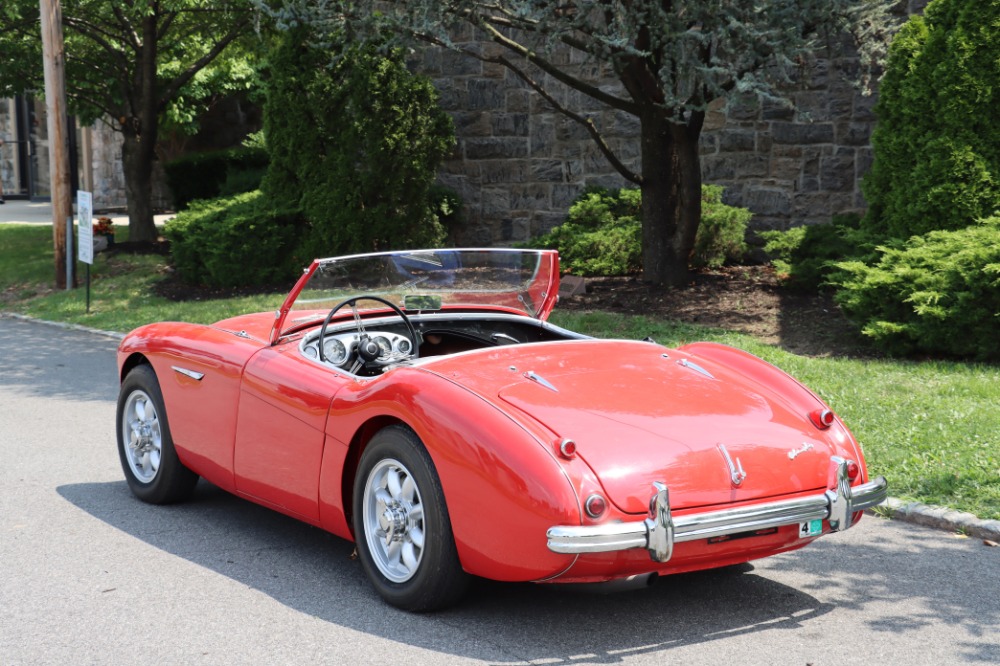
top-left (77, 190), bottom-right (93, 265)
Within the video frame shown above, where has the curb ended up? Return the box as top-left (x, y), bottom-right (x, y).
top-left (0, 311), bottom-right (125, 341)
top-left (880, 497), bottom-right (1000, 542)
top-left (2, 311), bottom-right (998, 543)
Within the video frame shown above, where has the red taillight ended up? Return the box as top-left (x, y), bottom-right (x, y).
top-left (809, 408), bottom-right (835, 429)
top-left (585, 494), bottom-right (607, 518)
top-left (558, 438), bottom-right (577, 459)
top-left (847, 460), bottom-right (861, 481)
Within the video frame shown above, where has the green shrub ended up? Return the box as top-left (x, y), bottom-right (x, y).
top-left (164, 146), bottom-right (269, 209)
top-left (262, 28), bottom-right (454, 258)
top-left (834, 217), bottom-right (1000, 360)
top-left (531, 186), bottom-right (749, 275)
top-left (694, 185), bottom-right (750, 269)
top-left (163, 191), bottom-right (302, 288)
top-left (862, 0), bottom-right (1000, 240)
top-left (760, 213), bottom-right (880, 291)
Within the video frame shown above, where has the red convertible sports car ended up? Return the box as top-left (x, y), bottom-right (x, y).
top-left (116, 248), bottom-right (888, 611)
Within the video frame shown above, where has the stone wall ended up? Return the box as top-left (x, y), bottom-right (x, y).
top-left (423, 0), bottom-right (930, 245)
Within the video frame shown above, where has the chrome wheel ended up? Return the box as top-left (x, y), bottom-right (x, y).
top-left (122, 388), bottom-right (162, 484)
top-left (362, 458), bottom-right (425, 583)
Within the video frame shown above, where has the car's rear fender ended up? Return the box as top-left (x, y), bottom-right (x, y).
top-left (319, 368), bottom-right (583, 582)
top-left (678, 342), bottom-right (868, 476)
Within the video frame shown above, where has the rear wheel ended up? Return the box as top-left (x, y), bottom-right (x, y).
top-left (353, 426), bottom-right (469, 611)
top-left (117, 364), bottom-right (198, 504)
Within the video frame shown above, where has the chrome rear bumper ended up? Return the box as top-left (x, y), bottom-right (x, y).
top-left (547, 457), bottom-right (888, 563)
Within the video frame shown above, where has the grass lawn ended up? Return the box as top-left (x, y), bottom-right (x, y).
top-left (3, 224), bottom-right (998, 521)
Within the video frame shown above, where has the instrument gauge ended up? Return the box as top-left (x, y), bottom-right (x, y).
top-left (374, 336), bottom-right (393, 357)
top-left (397, 338), bottom-right (412, 355)
top-left (323, 338), bottom-right (348, 365)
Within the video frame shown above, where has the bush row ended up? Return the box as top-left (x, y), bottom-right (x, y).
top-left (529, 185), bottom-right (750, 275)
top-left (164, 146), bottom-right (269, 209)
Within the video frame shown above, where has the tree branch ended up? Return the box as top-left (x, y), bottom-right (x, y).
top-left (157, 17), bottom-right (251, 112)
top-left (477, 19), bottom-right (639, 114)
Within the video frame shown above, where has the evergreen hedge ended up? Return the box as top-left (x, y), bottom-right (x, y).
top-left (862, 0), bottom-right (1000, 239)
top-left (834, 217), bottom-right (1000, 360)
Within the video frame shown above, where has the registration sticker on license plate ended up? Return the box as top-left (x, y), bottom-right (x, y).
top-left (799, 519), bottom-right (823, 537)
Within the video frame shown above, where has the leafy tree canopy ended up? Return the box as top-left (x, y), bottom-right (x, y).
top-left (0, 0), bottom-right (264, 240)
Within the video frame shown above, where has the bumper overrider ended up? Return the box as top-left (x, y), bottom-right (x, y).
top-left (547, 457), bottom-right (889, 563)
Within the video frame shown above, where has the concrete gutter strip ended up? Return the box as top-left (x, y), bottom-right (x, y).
top-left (2, 310), bottom-right (998, 543)
top-left (881, 498), bottom-right (1000, 542)
top-left (0, 311), bottom-right (125, 341)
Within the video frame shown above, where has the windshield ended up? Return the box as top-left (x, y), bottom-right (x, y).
top-left (274, 249), bottom-right (559, 340)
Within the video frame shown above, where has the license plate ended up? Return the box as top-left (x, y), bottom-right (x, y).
top-left (799, 519), bottom-right (823, 537)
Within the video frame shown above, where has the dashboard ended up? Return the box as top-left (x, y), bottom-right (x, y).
top-left (300, 330), bottom-right (414, 372)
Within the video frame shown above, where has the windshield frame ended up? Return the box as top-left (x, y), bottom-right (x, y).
top-left (270, 248), bottom-right (559, 344)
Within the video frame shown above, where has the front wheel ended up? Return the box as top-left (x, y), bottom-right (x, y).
top-left (353, 426), bottom-right (469, 611)
top-left (116, 364), bottom-right (198, 504)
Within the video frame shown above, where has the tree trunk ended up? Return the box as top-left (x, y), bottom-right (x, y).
top-left (121, 130), bottom-right (158, 242)
top-left (639, 110), bottom-right (702, 286)
top-left (123, 15), bottom-right (161, 243)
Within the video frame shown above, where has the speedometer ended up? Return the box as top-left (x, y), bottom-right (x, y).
top-left (322, 338), bottom-right (348, 365)
top-left (374, 336), bottom-right (393, 357)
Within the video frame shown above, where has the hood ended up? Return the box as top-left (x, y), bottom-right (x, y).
top-left (429, 340), bottom-right (837, 514)
top-left (212, 312), bottom-right (275, 342)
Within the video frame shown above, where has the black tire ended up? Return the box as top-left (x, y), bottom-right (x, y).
top-left (353, 426), bottom-right (470, 611)
top-left (116, 364), bottom-right (198, 504)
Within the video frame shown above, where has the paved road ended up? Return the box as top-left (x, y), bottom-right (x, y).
top-left (1, 316), bottom-right (997, 665)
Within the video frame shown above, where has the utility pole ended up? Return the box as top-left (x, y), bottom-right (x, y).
top-left (39, 0), bottom-right (75, 289)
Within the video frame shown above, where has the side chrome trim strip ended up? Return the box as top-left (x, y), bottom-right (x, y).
top-left (171, 366), bottom-right (205, 381)
top-left (547, 457), bottom-right (889, 563)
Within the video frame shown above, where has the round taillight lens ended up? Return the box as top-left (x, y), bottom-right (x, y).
top-left (585, 494), bottom-right (607, 518)
top-left (558, 438), bottom-right (577, 459)
top-left (847, 460), bottom-right (861, 481)
top-left (809, 408), bottom-right (835, 429)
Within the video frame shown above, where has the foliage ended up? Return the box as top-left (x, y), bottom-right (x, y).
top-left (531, 188), bottom-right (643, 276)
top-left (163, 191), bottom-right (302, 288)
top-left (0, 1), bottom-right (263, 241)
top-left (693, 185), bottom-right (750, 270)
top-left (531, 186), bottom-right (749, 276)
top-left (862, 0), bottom-right (1000, 240)
top-left (164, 147), bottom-right (269, 209)
top-left (267, 0), bottom-right (893, 286)
top-left (834, 217), bottom-right (1000, 360)
top-left (261, 28), bottom-right (454, 259)
top-left (760, 213), bottom-right (882, 291)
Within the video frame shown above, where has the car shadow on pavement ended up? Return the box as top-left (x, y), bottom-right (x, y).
top-left (58, 479), bottom-right (837, 663)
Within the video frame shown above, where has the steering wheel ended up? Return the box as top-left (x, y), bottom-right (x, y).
top-left (318, 296), bottom-right (420, 372)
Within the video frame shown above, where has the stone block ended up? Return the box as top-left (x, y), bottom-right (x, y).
top-left (532, 211), bottom-right (568, 236)
top-left (500, 217), bottom-right (531, 242)
top-left (701, 153), bottom-right (770, 181)
top-left (820, 155), bottom-right (855, 192)
top-left (552, 183), bottom-right (584, 209)
top-left (492, 113), bottom-right (530, 137)
top-left (451, 111), bottom-right (491, 136)
top-left (718, 129), bottom-right (756, 153)
top-left (506, 89), bottom-right (531, 113)
top-left (853, 92), bottom-right (878, 122)
top-left (478, 159), bottom-right (530, 184)
top-left (761, 99), bottom-right (795, 121)
top-left (770, 157), bottom-right (803, 183)
top-left (772, 122), bottom-right (835, 145)
top-left (726, 93), bottom-right (759, 121)
top-left (480, 187), bottom-right (511, 215)
top-left (836, 122), bottom-right (872, 146)
top-left (464, 137), bottom-right (529, 160)
top-left (509, 183), bottom-right (552, 211)
top-left (468, 79), bottom-right (505, 110)
top-left (744, 188), bottom-right (791, 217)
top-left (530, 159), bottom-right (565, 182)
top-left (440, 49), bottom-right (482, 77)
